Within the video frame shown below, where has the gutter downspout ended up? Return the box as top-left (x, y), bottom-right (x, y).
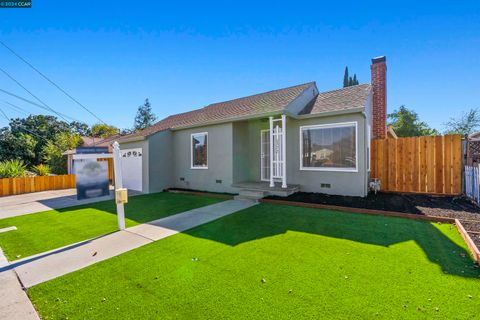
top-left (361, 110), bottom-right (369, 197)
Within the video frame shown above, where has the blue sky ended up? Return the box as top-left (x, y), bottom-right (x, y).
top-left (0, 1), bottom-right (479, 131)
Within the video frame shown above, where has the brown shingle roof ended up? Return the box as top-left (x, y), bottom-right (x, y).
top-left (124, 82), bottom-right (314, 139)
top-left (301, 84), bottom-right (371, 115)
top-left (119, 82), bottom-right (372, 141)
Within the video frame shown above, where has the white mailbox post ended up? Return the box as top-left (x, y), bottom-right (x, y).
top-left (112, 141), bottom-right (126, 230)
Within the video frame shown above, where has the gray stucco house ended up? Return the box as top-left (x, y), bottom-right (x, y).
top-left (118, 56), bottom-right (388, 198)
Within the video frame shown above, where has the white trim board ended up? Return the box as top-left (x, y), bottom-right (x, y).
top-left (72, 153), bottom-right (113, 160)
top-left (260, 129), bottom-right (270, 182)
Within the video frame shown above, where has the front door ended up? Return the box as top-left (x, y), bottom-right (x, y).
top-left (260, 130), bottom-right (270, 181)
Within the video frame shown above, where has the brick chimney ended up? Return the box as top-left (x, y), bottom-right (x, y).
top-left (371, 56), bottom-right (387, 139)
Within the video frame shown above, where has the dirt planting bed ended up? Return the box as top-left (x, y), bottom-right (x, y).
top-left (266, 192), bottom-right (480, 247)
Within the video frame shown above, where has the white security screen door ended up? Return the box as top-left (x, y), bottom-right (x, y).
top-left (268, 115), bottom-right (287, 188)
top-left (261, 125), bottom-right (284, 183)
top-left (261, 130), bottom-right (270, 181)
top-left (271, 124), bottom-right (284, 180)
top-left (120, 148), bottom-right (143, 191)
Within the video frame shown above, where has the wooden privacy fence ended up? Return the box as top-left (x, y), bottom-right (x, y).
top-left (371, 135), bottom-right (462, 195)
top-left (0, 174), bottom-right (76, 197)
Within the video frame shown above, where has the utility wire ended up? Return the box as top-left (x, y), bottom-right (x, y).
top-left (0, 106), bottom-right (61, 147)
top-left (0, 40), bottom-right (107, 124)
top-left (0, 98), bottom-right (83, 150)
top-left (1, 100), bottom-right (30, 116)
top-left (0, 89), bottom-right (79, 121)
top-left (0, 66), bottom-right (74, 123)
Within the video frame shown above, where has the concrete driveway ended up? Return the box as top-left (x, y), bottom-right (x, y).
top-left (0, 189), bottom-right (120, 219)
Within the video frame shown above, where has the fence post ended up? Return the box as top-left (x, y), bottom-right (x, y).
top-left (475, 164), bottom-right (480, 204)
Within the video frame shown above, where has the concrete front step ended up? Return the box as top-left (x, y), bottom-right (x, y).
top-left (234, 189), bottom-right (266, 201)
top-left (238, 189), bottom-right (266, 198)
top-left (232, 182), bottom-right (300, 197)
top-left (234, 195), bottom-right (262, 201)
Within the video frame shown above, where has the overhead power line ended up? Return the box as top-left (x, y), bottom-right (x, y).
top-left (0, 40), bottom-right (107, 125)
top-left (1, 100), bottom-right (30, 116)
top-left (0, 66), bottom-right (72, 123)
top-left (0, 101), bottom-right (81, 152)
top-left (0, 89), bottom-right (79, 121)
top-left (0, 106), bottom-right (59, 146)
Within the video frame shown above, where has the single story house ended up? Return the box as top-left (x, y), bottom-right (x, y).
top-left (117, 56), bottom-right (389, 198)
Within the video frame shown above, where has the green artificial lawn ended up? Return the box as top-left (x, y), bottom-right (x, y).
top-left (28, 203), bottom-right (480, 319)
top-left (0, 192), bottom-right (225, 261)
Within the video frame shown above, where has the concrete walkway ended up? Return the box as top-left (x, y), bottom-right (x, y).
top-left (8, 199), bottom-right (256, 288)
top-left (0, 248), bottom-right (39, 320)
top-left (0, 189), bottom-right (141, 219)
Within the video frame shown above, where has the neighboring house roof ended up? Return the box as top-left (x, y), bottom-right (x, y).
top-left (82, 134), bottom-right (120, 148)
top-left (469, 132), bottom-right (480, 140)
top-left (80, 136), bottom-right (96, 146)
top-left (387, 126), bottom-right (398, 139)
top-left (63, 135), bottom-right (119, 155)
top-left (120, 82), bottom-right (372, 141)
top-left (300, 84), bottom-right (371, 115)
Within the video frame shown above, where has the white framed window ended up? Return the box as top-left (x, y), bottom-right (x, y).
top-left (191, 132), bottom-right (208, 169)
top-left (299, 122), bottom-right (358, 172)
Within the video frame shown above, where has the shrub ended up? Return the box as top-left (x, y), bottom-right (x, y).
top-left (43, 133), bottom-right (81, 174)
top-left (0, 159), bottom-right (27, 178)
top-left (32, 164), bottom-right (51, 176)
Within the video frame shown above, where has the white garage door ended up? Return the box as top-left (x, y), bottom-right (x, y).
top-left (120, 148), bottom-right (143, 192)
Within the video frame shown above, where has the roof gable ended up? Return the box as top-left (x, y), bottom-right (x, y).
top-left (300, 84), bottom-right (371, 115)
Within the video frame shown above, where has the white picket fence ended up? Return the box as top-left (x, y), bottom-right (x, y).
top-left (465, 165), bottom-right (480, 204)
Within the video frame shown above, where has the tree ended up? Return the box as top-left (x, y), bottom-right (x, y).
top-left (134, 98), bottom-right (157, 131)
top-left (43, 132), bottom-right (81, 174)
top-left (9, 115), bottom-right (70, 164)
top-left (443, 108), bottom-right (480, 136)
top-left (343, 66), bottom-right (359, 87)
top-left (120, 128), bottom-right (133, 135)
top-left (91, 123), bottom-right (119, 138)
top-left (343, 67), bottom-right (349, 87)
top-left (0, 115), bottom-right (69, 165)
top-left (388, 105), bottom-right (439, 137)
top-left (70, 121), bottom-right (91, 136)
top-left (0, 128), bottom-right (37, 165)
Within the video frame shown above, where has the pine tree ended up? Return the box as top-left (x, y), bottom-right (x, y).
top-left (353, 74), bottom-right (358, 85)
top-left (343, 67), bottom-right (349, 87)
top-left (348, 76), bottom-right (353, 86)
top-left (134, 98), bottom-right (157, 131)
